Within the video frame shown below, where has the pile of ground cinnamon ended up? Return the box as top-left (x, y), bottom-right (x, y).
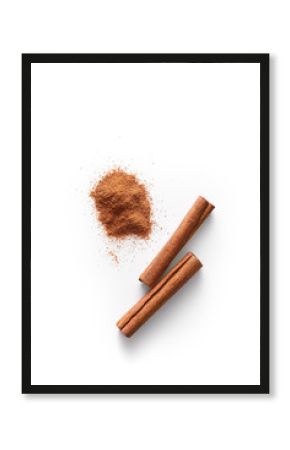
top-left (90, 169), bottom-right (152, 239)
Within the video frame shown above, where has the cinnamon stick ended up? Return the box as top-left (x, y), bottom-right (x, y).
top-left (139, 196), bottom-right (214, 287)
top-left (117, 252), bottom-right (202, 337)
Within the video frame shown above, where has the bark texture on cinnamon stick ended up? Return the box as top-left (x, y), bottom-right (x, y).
top-left (139, 196), bottom-right (214, 287)
top-left (117, 252), bottom-right (202, 337)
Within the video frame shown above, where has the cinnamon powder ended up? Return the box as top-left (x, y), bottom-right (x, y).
top-left (90, 169), bottom-right (152, 239)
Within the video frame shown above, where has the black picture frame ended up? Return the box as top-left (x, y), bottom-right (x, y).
top-left (22, 53), bottom-right (269, 394)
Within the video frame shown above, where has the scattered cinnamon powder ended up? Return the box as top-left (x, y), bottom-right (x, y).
top-left (108, 251), bottom-right (119, 264)
top-left (90, 169), bottom-right (152, 239)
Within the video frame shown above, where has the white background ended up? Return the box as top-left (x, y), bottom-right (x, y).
top-left (31, 62), bottom-right (260, 385)
top-left (0, 0), bottom-right (288, 449)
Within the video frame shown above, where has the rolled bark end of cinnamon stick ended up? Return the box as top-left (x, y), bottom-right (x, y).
top-left (139, 196), bottom-right (214, 288)
top-left (117, 252), bottom-right (202, 337)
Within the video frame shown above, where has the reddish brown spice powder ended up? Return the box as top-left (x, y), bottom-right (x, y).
top-left (90, 169), bottom-right (152, 239)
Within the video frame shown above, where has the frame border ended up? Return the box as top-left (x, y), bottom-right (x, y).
top-left (22, 53), bottom-right (269, 394)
